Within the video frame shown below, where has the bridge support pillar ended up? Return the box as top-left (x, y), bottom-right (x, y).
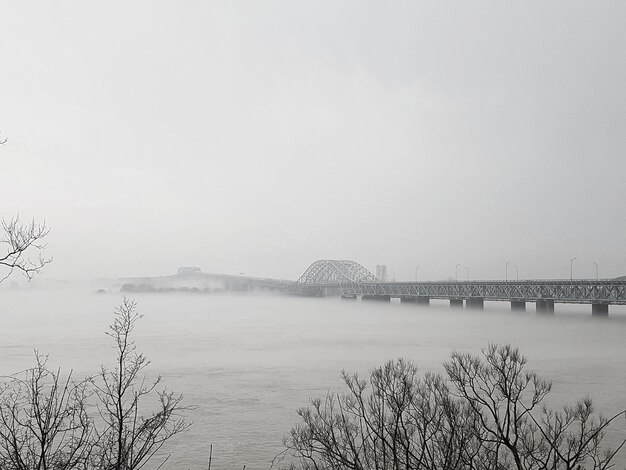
top-left (466, 297), bottom-right (484, 310)
top-left (592, 303), bottom-right (609, 316)
top-left (450, 298), bottom-right (464, 308)
top-left (536, 300), bottom-right (555, 314)
top-left (416, 296), bottom-right (430, 306)
top-left (362, 295), bottom-right (391, 302)
top-left (511, 301), bottom-right (526, 311)
top-left (400, 297), bottom-right (417, 303)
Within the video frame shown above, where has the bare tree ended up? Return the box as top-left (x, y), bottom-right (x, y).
top-left (0, 131), bottom-right (51, 284)
top-left (0, 215), bottom-right (52, 283)
top-left (0, 353), bottom-right (93, 470)
top-left (444, 344), bottom-right (552, 469)
top-left (91, 298), bottom-right (190, 470)
top-left (0, 299), bottom-right (190, 470)
top-left (445, 344), bottom-right (626, 470)
top-left (282, 359), bottom-right (484, 470)
top-left (283, 345), bottom-right (626, 470)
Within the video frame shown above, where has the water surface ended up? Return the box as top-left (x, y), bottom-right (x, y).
top-left (1, 290), bottom-right (625, 469)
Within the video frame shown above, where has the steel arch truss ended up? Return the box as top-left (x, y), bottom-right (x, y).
top-left (296, 259), bottom-right (378, 284)
top-left (288, 260), bottom-right (378, 294)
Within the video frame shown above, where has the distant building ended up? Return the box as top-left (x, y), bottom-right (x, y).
top-left (375, 264), bottom-right (387, 281)
top-left (177, 267), bottom-right (201, 276)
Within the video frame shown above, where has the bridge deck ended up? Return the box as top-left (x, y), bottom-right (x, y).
top-left (291, 280), bottom-right (626, 305)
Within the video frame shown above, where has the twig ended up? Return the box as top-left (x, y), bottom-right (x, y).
top-left (155, 454), bottom-right (171, 470)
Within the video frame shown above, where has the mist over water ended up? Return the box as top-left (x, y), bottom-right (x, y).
top-left (2, 289), bottom-right (626, 468)
top-left (2, 3), bottom-right (626, 469)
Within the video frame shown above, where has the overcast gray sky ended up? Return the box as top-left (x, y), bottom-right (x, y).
top-left (1, 1), bottom-right (625, 282)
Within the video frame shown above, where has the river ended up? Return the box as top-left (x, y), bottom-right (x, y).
top-left (1, 289), bottom-right (626, 469)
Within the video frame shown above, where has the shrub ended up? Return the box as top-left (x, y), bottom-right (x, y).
top-left (283, 344), bottom-right (625, 470)
top-left (0, 298), bottom-right (190, 470)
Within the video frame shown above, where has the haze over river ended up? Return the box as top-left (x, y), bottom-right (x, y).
top-left (2, 289), bottom-right (626, 469)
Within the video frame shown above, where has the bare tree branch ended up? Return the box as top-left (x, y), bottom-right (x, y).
top-left (0, 352), bottom-right (93, 470)
top-left (283, 345), bottom-right (626, 470)
top-left (0, 215), bottom-right (52, 283)
top-left (91, 298), bottom-right (191, 470)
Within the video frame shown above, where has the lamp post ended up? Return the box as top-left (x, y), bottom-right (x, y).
top-left (455, 263), bottom-right (461, 281)
top-left (570, 257), bottom-right (577, 281)
top-left (505, 261), bottom-right (511, 282)
top-left (513, 264), bottom-right (519, 281)
top-left (464, 266), bottom-right (470, 280)
top-left (593, 261), bottom-right (599, 281)
top-left (415, 265), bottom-right (421, 281)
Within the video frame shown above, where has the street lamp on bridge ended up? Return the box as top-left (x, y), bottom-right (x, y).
top-left (570, 257), bottom-right (577, 281)
top-left (513, 264), bottom-right (519, 281)
top-left (464, 266), bottom-right (470, 281)
top-left (415, 265), bottom-right (421, 281)
top-left (455, 263), bottom-right (461, 281)
top-left (593, 261), bottom-right (599, 280)
top-left (505, 261), bottom-right (511, 282)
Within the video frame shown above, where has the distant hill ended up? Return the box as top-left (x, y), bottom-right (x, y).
top-left (614, 276), bottom-right (626, 281)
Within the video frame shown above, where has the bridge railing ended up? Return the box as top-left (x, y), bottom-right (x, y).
top-left (287, 280), bottom-right (626, 305)
top-left (348, 281), bottom-right (626, 304)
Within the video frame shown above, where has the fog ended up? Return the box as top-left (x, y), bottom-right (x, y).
top-left (3, 289), bottom-right (626, 468)
top-left (1, 1), bottom-right (625, 282)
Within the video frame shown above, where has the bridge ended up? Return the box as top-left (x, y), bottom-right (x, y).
top-left (288, 259), bottom-right (626, 316)
top-left (119, 271), bottom-right (291, 293)
top-left (117, 259), bottom-right (626, 315)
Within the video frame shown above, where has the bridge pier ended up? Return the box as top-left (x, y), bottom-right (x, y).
top-left (592, 303), bottom-right (609, 316)
top-left (416, 296), bottom-right (430, 306)
top-left (511, 301), bottom-right (526, 311)
top-left (466, 297), bottom-right (484, 310)
top-left (536, 299), bottom-right (555, 314)
top-left (400, 297), bottom-right (417, 303)
top-left (450, 298), bottom-right (464, 308)
top-left (362, 295), bottom-right (391, 302)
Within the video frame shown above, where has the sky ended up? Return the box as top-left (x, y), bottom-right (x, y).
top-left (1, 1), bottom-right (625, 282)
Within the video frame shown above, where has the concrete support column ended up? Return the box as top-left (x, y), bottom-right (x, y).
top-left (536, 299), bottom-right (555, 314)
top-left (302, 287), bottom-right (324, 297)
top-left (466, 297), bottom-right (484, 310)
top-left (416, 296), bottom-right (430, 306)
top-left (592, 303), bottom-right (609, 316)
top-left (400, 297), bottom-right (417, 303)
top-left (450, 298), bottom-right (464, 308)
top-left (511, 301), bottom-right (526, 311)
top-left (362, 295), bottom-right (391, 302)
